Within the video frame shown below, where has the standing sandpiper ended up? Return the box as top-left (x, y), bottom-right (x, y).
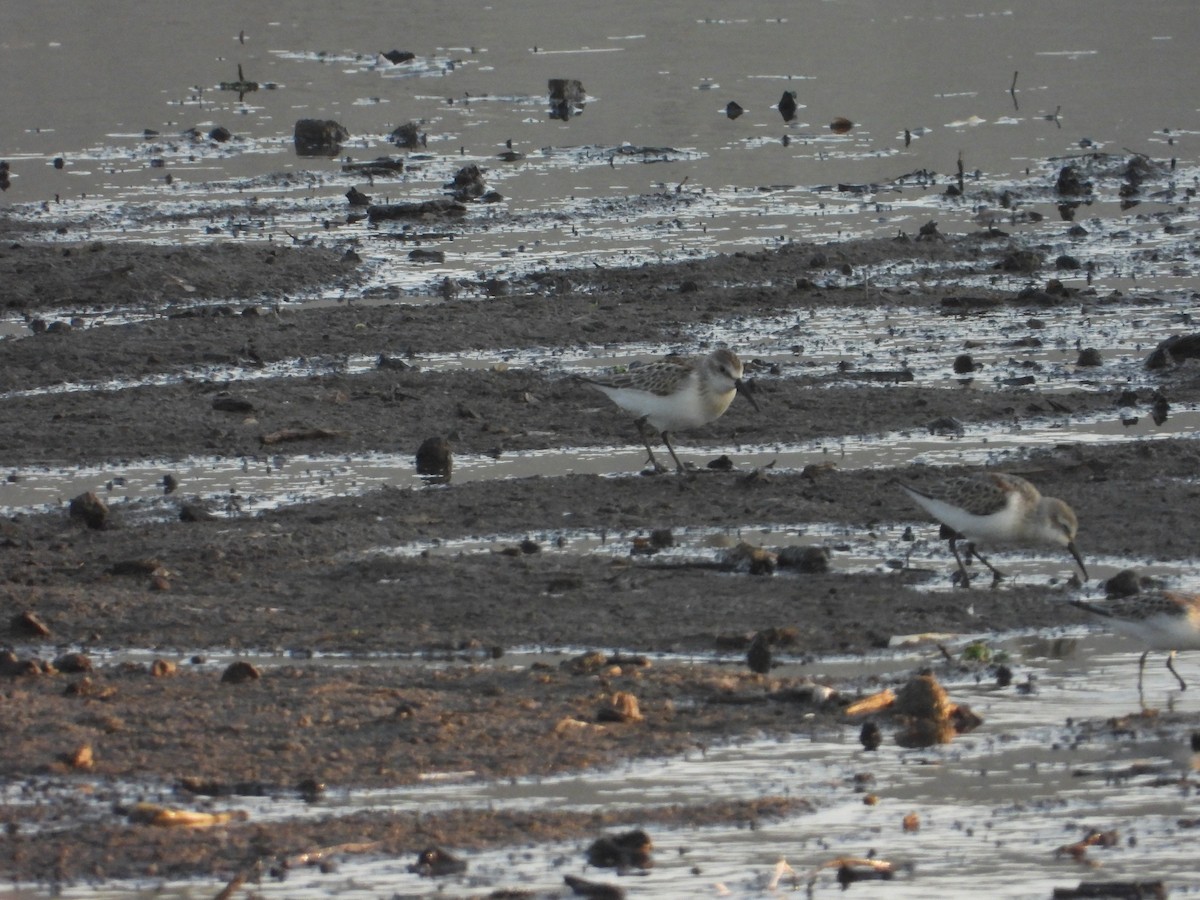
top-left (896, 472), bottom-right (1087, 587)
top-left (1071, 591), bottom-right (1200, 698)
top-left (581, 348), bottom-right (759, 474)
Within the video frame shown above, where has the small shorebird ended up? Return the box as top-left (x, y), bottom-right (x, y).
top-left (581, 348), bottom-right (759, 474)
top-left (896, 472), bottom-right (1087, 587)
top-left (1070, 591), bottom-right (1200, 697)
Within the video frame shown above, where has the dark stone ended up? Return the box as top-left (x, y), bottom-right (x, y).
top-left (776, 546), bottom-right (830, 573)
top-left (860, 721), bottom-right (882, 751)
top-left (999, 249), bottom-right (1043, 273)
top-left (382, 49), bottom-right (416, 65)
top-left (409, 248), bottom-right (446, 263)
top-left (220, 661), bottom-right (261, 684)
top-left (390, 121), bottom-right (424, 149)
top-left (416, 436), bottom-right (453, 483)
top-left (69, 491), bottom-right (109, 529)
top-left (408, 846), bottom-right (467, 877)
top-left (747, 632), bottom-right (772, 674)
top-left (208, 126), bottom-right (232, 142)
top-left (724, 101), bottom-right (744, 120)
top-left (952, 353), bottom-right (976, 374)
top-left (926, 416), bottom-right (965, 436)
top-left (1076, 348), bottom-right (1102, 367)
top-left (367, 199), bottom-right (467, 221)
top-left (777, 91), bottom-right (798, 121)
top-left (179, 502), bottom-right (217, 522)
top-left (586, 829), bottom-right (653, 870)
top-left (345, 187), bottom-right (371, 207)
top-left (1145, 332), bottom-right (1200, 369)
top-left (162, 473), bottom-right (179, 494)
top-left (293, 119), bottom-right (349, 157)
top-left (1056, 254), bottom-right (1082, 270)
top-left (1055, 164), bottom-right (1090, 196)
top-left (564, 874), bottom-right (626, 899)
top-left (212, 394), bottom-right (254, 413)
top-left (446, 164), bottom-right (487, 201)
top-left (549, 79), bottom-right (586, 120)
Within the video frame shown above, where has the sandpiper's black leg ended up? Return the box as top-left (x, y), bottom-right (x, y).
top-left (634, 417), bottom-right (667, 473)
top-left (948, 537), bottom-right (972, 588)
top-left (1166, 649), bottom-right (1188, 691)
top-left (661, 431), bottom-right (688, 475)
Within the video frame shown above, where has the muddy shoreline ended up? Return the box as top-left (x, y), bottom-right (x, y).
top-left (3, 226), bottom-right (1200, 890)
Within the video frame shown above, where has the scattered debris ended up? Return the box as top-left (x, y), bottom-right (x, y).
top-left (127, 802), bottom-right (248, 828)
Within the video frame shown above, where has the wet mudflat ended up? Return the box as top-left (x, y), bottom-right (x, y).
top-left (3, 1), bottom-right (1200, 892)
top-left (3, 225), bottom-right (1200, 897)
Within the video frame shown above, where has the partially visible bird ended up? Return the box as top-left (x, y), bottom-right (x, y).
top-left (895, 472), bottom-right (1086, 587)
top-left (1070, 591), bottom-right (1200, 698)
top-left (581, 348), bottom-right (759, 474)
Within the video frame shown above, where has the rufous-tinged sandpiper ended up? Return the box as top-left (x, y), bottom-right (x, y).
top-left (581, 348), bottom-right (759, 474)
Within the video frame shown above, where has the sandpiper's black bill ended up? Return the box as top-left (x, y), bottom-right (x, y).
top-left (737, 379), bottom-right (761, 411)
top-left (1068, 542), bottom-right (1088, 581)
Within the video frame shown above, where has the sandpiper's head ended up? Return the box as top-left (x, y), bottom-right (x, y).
top-left (1045, 498), bottom-right (1087, 581)
top-left (707, 349), bottom-right (760, 411)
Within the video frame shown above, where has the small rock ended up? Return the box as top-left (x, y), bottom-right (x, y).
top-left (597, 691), bottom-right (643, 723)
top-left (211, 394), bottom-right (254, 413)
top-left (724, 101), bottom-right (744, 120)
top-left (415, 436), bottom-right (452, 483)
top-left (293, 118), bottom-right (349, 157)
top-left (150, 659), bottom-right (178, 678)
top-left (952, 353), bottom-right (976, 374)
top-left (69, 491), bottom-right (109, 529)
top-left (390, 121), bottom-right (424, 149)
top-left (1076, 347), bottom-right (1103, 366)
top-left (586, 829), bottom-right (653, 870)
top-left (860, 721), bottom-right (883, 751)
top-left (776, 545), bottom-right (830, 573)
top-left (67, 744), bottom-right (95, 770)
top-left (221, 661), bottom-right (261, 684)
top-left (12, 610), bottom-right (51, 638)
top-left (179, 502), bottom-right (217, 522)
top-left (747, 632), bottom-right (772, 674)
top-left (548, 78), bottom-right (586, 119)
top-left (408, 846), bottom-right (467, 877)
top-left (777, 90), bottom-right (798, 121)
top-left (54, 652), bottom-right (92, 674)
top-left (382, 49), bottom-right (416, 65)
top-left (564, 874), bottom-right (627, 900)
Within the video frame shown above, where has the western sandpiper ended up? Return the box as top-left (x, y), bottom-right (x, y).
top-left (581, 348), bottom-right (759, 473)
top-left (896, 472), bottom-right (1087, 587)
top-left (1070, 591), bottom-right (1200, 696)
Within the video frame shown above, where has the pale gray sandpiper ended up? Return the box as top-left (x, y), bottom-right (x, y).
top-left (896, 472), bottom-right (1087, 587)
top-left (581, 348), bottom-right (759, 474)
top-left (1070, 591), bottom-right (1200, 697)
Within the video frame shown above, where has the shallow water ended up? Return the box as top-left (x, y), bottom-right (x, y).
top-left (8, 632), bottom-right (1200, 898)
top-left (2, 1), bottom-right (1198, 294)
